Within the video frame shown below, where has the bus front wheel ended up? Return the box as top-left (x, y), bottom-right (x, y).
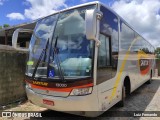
top-left (117, 85), bottom-right (125, 107)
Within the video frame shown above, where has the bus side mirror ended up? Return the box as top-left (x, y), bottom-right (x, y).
top-left (12, 28), bottom-right (33, 52)
top-left (85, 9), bottom-right (103, 46)
top-left (85, 9), bottom-right (97, 41)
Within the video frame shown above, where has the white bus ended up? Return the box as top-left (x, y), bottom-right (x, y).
top-left (12, 1), bottom-right (155, 117)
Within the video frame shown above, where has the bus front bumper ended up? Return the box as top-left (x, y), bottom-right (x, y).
top-left (26, 86), bottom-right (100, 116)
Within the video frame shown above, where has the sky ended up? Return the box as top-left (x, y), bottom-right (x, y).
top-left (0, 0), bottom-right (160, 47)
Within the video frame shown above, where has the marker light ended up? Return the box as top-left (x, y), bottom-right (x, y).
top-left (70, 87), bottom-right (93, 96)
top-left (26, 83), bottom-right (32, 89)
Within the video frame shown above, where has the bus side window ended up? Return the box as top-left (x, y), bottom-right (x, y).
top-left (98, 34), bottom-right (111, 67)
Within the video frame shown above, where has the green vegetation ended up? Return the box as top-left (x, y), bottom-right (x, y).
top-left (3, 24), bottom-right (10, 28)
top-left (0, 24), bottom-right (10, 29)
top-left (155, 47), bottom-right (160, 59)
top-left (155, 47), bottom-right (160, 76)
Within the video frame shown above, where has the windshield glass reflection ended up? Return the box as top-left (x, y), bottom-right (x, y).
top-left (26, 14), bottom-right (58, 77)
top-left (49, 6), bottom-right (95, 79)
top-left (26, 5), bottom-right (96, 80)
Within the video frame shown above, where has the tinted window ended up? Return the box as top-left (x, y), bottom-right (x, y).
top-left (120, 22), bottom-right (135, 51)
top-left (131, 33), bottom-right (143, 52)
top-left (98, 34), bottom-right (111, 67)
top-left (97, 6), bottom-right (119, 84)
top-left (100, 6), bottom-right (119, 53)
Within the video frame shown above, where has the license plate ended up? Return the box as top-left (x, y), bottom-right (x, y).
top-left (43, 99), bottom-right (54, 106)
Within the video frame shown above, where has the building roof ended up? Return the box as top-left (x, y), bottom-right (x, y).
top-left (0, 21), bottom-right (36, 37)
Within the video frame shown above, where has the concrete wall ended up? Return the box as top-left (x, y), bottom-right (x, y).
top-left (0, 45), bottom-right (27, 106)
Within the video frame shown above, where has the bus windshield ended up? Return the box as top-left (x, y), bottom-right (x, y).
top-left (26, 5), bottom-right (96, 80)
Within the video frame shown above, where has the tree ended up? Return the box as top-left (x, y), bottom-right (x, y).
top-left (155, 47), bottom-right (160, 59)
top-left (3, 24), bottom-right (10, 28)
top-left (0, 26), bottom-right (2, 29)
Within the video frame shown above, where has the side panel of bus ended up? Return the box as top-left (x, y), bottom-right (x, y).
top-left (97, 4), bottom-right (155, 111)
top-left (119, 20), bottom-right (155, 92)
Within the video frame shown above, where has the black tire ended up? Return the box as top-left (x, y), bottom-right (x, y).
top-left (117, 85), bottom-right (125, 107)
top-left (146, 71), bottom-right (152, 84)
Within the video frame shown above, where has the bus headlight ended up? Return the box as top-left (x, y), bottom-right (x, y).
top-left (70, 87), bottom-right (93, 96)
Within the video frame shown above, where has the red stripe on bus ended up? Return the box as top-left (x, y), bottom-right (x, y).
top-left (140, 66), bottom-right (150, 75)
top-left (26, 81), bottom-right (93, 92)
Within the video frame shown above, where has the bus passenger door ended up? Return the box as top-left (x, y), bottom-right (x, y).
top-left (97, 5), bottom-right (119, 111)
top-left (97, 34), bottom-right (117, 111)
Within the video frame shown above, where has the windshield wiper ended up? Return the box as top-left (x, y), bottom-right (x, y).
top-left (32, 38), bottom-right (49, 78)
top-left (53, 36), bottom-right (65, 81)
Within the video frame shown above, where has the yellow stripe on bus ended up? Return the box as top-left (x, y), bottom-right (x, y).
top-left (109, 37), bottom-right (138, 101)
top-left (109, 51), bottom-right (130, 101)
